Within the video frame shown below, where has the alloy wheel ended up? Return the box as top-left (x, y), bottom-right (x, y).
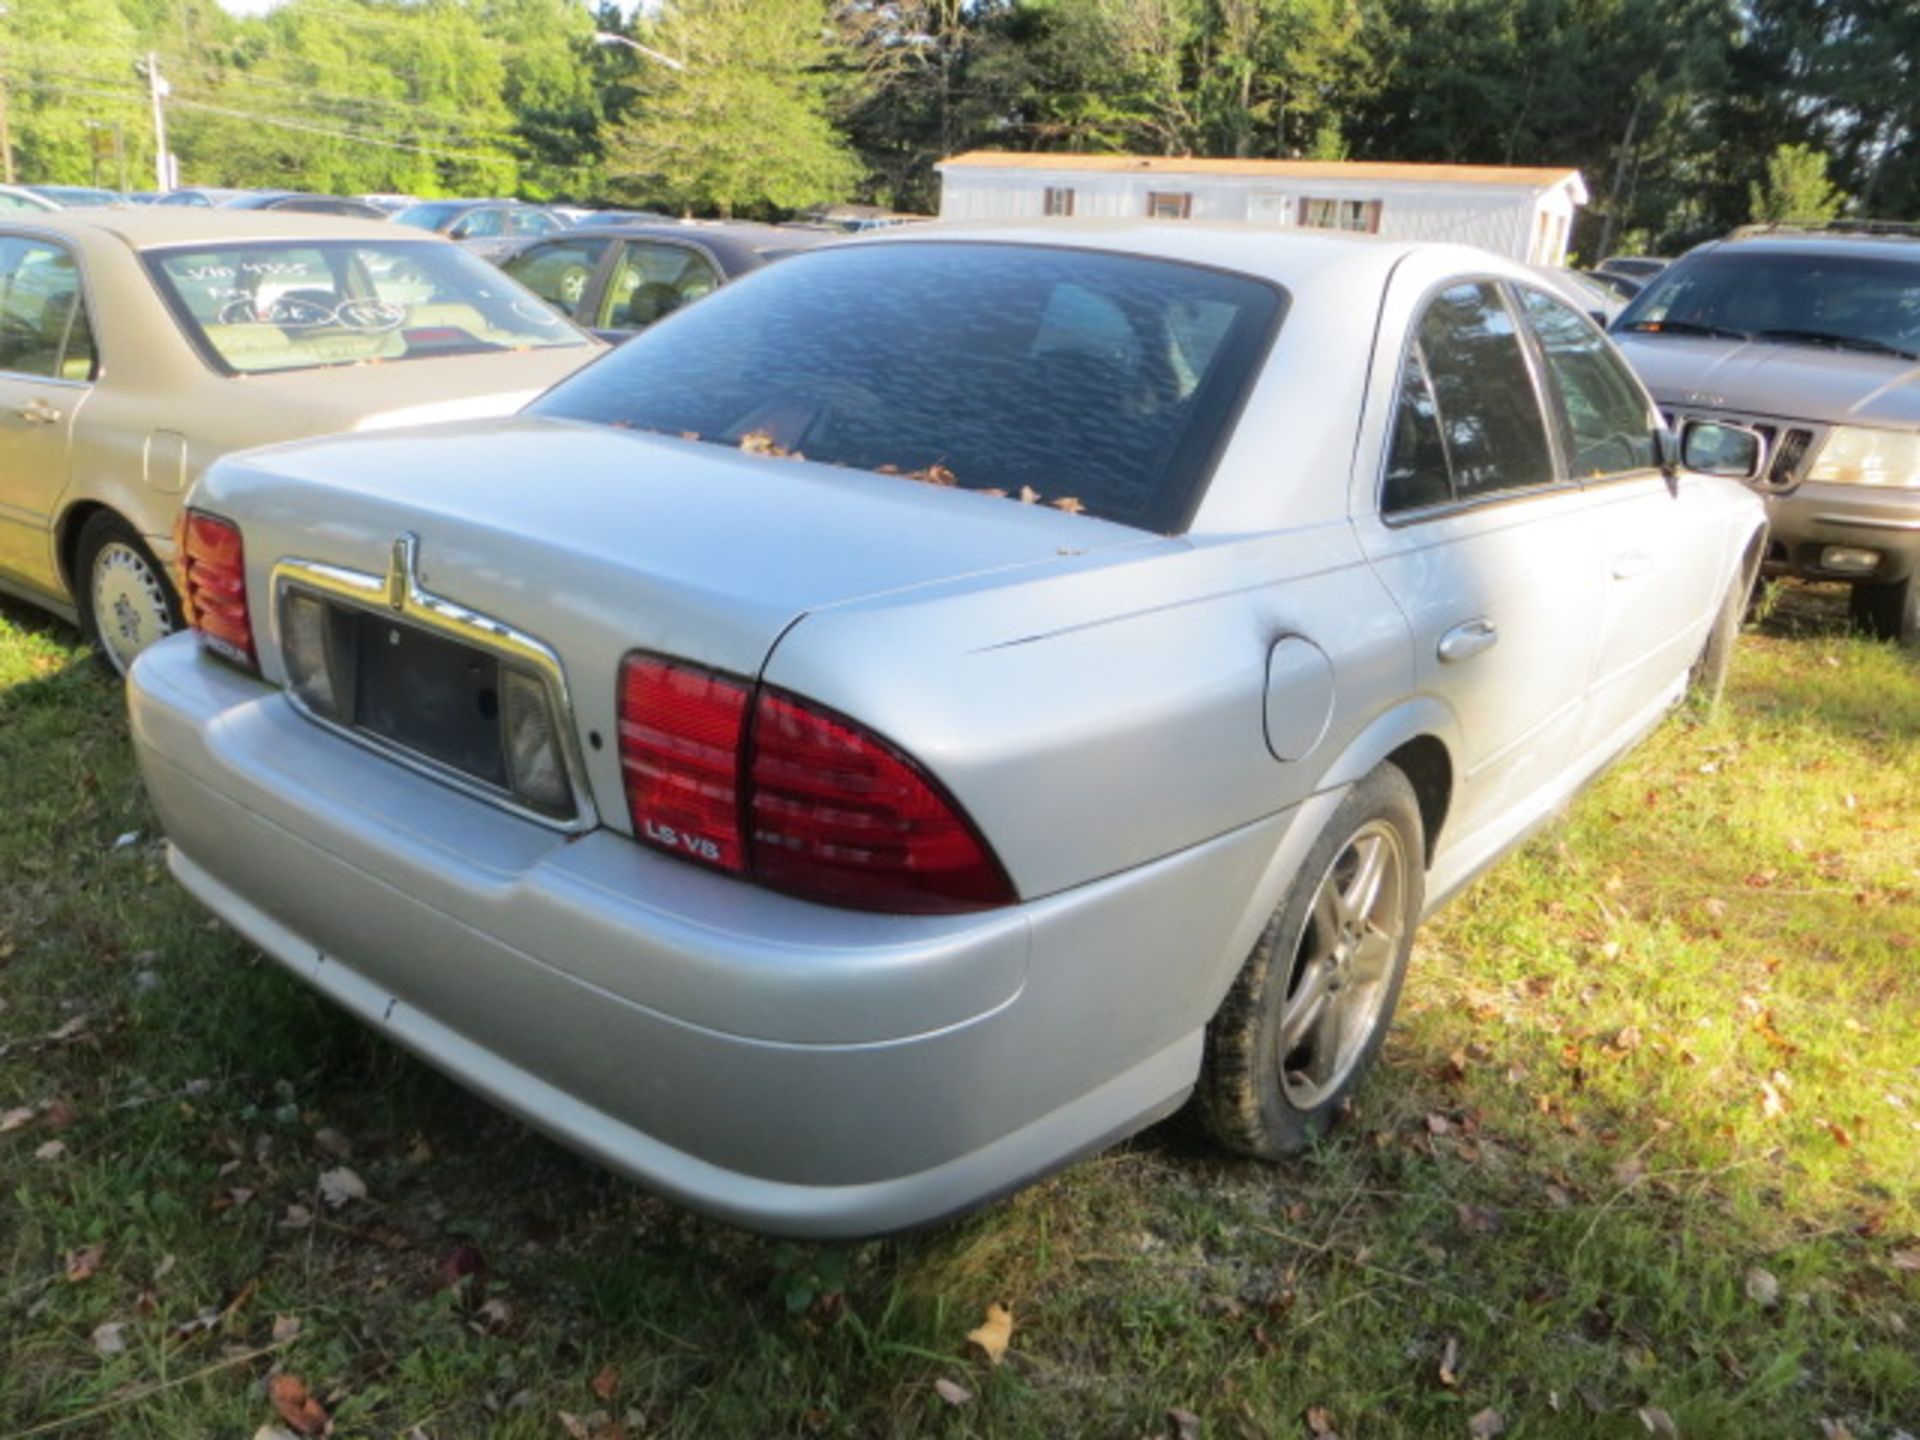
top-left (1276, 819), bottom-right (1408, 1109)
top-left (92, 540), bottom-right (176, 674)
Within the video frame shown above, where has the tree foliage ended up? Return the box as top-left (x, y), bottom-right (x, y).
top-left (602, 0), bottom-right (862, 217)
top-left (1749, 142), bottom-right (1846, 224)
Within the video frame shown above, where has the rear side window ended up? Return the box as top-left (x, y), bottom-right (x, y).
top-left (1517, 286), bottom-right (1656, 477)
top-left (502, 236), bottom-right (612, 314)
top-left (533, 242), bottom-right (1285, 532)
top-left (1383, 281), bottom-right (1555, 512)
top-left (0, 238), bottom-right (95, 381)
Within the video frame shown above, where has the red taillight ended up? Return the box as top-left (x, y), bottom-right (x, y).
top-left (617, 655), bottom-right (1016, 915)
top-left (618, 656), bottom-right (749, 872)
top-left (177, 509), bottom-right (255, 671)
top-left (749, 691), bottom-right (1014, 914)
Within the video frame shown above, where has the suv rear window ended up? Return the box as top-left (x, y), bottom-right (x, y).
top-left (1617, 247), bottom-right (1920, 359)
top-left (530, 242), bottom-right (1285, 532)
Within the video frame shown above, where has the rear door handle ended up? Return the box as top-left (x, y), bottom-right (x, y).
top-left (15, 399), bottom-right (62, 426)
top-left (1612, 550), bottom-right (1653, 579)
top-left (1437, 617), bottom-right (1498, 663)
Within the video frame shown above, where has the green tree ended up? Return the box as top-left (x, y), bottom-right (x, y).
top-left (0, 0), bottom-right (151, 186)
top-left (602, 0), bottom-right (863, 217)
top-left (1748, 141), bottom-right (1845, 222)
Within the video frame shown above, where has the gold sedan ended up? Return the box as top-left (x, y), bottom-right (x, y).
top-left (0, 207), bottom-right (602, 671)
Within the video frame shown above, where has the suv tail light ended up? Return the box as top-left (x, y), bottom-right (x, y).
top-left (177, 509), bottom-right (255, 671)
top-left (617, 654), bottom-right (1015, 914)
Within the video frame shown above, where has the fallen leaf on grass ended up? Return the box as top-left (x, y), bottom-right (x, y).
top-left (1817, 1420), bottom-right (1854, 1440)
top-left (47, 1015), bottom-right (89, 1042)
top-left (590, 1363), bottom-right (620, 1402)
top-left (253, 1428), bottom-right (301, 1440)
top-left (1889, 1249), bottom-right (1920, 1272)
top-left (966, 1303), bottom-right (1013, 1365)
top-left (1437, 1336), bottom-right (1460, 1388)
top-left (558, 1414), bottom-right (590, 1440)
top-left (313, 1128), bottom-right (352, 1159)
top-left (1744, 1267), bottom-right (1780, 1308)
top-left (269, 1373), bottom-right (330, 1436)
top-left (279, 1204), bottom-right (313, 1231)
top-left (1, 1106), bottom-right (34, 1132)
top-left (1758, 1079), bottom-right (1789, 1121)
top-left (66, 1243), bottom-right (105, 1283)
top-left (34, 1139), bottom-right (66, 1161)
top-left (1167, 1406), bottom-right (1201, 1440)
top-left (1305, 1405), bottom-right (1338, 1436)
top-left (435, 1243), bottom-right (488, 1293)
top-left (1637, 1405), bottom-right (1680, 1438)
top-left (91, 1321), bottom-right (128, 1356)
top-left (316, 1167), bottom-right (366, 1209)
top-left (272, 1314), bottom-right (303, 1343)
top-left (1467, 1407), bottom-right (1505, 1437)
top-left (474, 1297), bottom-right (512, 1332)
top-left (933, 1377), bottom-right (973, 1407)
top-left (1456, 1203), bottom-right (1502, 1235)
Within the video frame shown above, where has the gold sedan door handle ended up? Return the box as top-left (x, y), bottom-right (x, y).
top-left (15, 399), bottom-right (63, 426)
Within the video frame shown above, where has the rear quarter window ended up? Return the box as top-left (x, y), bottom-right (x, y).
top-left (531, 242), bottom-right (1285, 532)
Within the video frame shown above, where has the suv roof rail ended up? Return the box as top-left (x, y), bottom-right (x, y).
top-left (1727, 218), bottom-right (1920, 240)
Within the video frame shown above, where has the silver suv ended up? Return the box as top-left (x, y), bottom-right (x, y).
top-left (1612, 224), bottom-right (1920, 645)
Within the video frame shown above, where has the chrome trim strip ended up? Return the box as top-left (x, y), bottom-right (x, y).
top-left (1809, 513), bottom-right (1920, 532)
top-left (268, 554), bottom-right (599, 835)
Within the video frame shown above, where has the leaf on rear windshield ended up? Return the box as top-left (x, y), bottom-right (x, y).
top-left (1052, 496), bottom-right (1086, 514)
top-left (738, 428), bottom-right (803, 459)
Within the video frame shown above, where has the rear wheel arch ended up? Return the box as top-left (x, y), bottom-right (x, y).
top-left (1383, 734), bottom-right (1452, 864)
top-left (56, 499), bottom-right (113, 599)
top-left (1315, 697), bottom-right (1460, 869)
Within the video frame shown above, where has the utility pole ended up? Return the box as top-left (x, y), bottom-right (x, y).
top-left (0, 3), bottom-right (12, 184)
top-left (144, 50), bottom-right (169, 191)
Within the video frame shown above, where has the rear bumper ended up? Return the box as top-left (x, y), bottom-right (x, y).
top-left (1762, 481), bottom-right (1920, 585)
top-left (128, 635), bottom-right (1302, 1236)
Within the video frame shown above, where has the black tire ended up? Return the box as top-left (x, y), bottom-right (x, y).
top-left (1849, 575), bottom-right (1920, 648)
top-left (1688, 569), bottom-right (1747, 714)
top-left (72, 510), bottom-right (182, 676)
top-left (1197, 764), bottom-right (1425, 1159)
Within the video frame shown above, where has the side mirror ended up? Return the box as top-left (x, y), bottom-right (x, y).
top-left (1681, 419), bottom-right (1768, 480)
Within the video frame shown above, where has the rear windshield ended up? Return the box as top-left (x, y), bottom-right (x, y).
top-left (530, 242), bottom-right (1284, 532)
top-left (1616, 248), bottom-right (1920, 359)
top-left (147, 240), bottom-right (587, 374)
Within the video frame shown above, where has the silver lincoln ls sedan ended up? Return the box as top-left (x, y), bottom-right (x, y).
top-left (127, 224), bottom-right (1769, 1237)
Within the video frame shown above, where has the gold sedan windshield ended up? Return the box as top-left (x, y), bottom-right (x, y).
top-left (147, 239), bottom-right (586, 375)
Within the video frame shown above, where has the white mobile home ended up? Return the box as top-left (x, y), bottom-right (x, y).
top-left (936, 152), bottom-right (1589, 265)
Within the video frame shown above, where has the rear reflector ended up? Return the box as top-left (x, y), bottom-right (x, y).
top-left (617, 652), bottom-right (1015, 914)
top-left (618, 656), bottom-right (748, 872)
top-left (178, 510), bottom-right (255, 671)
top-left (751, 691), bottom-right (1015, 914)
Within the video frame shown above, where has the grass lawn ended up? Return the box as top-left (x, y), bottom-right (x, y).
top-left (1, 584), bottom-right (1915, 1439)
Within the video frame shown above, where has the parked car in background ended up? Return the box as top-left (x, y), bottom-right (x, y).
top-left (157, 188), bottom-right (253, 207)
top-left (129, 224), bottom-right (1767, 1237)
top-left (0, 185), bottom-right (62, 213)
top-left (568, 209), bottom-right (677, 227)
top-left (0, 209), bottom-right (600, 671)
top-left (1596, 255), bottom-right (1670, 281)
top-left (393, 200), bottom-right (567, 260)
top-left (1579, 268), bottom-right (1643, 303)
top-left (1532, 265), bottom-right (1632, 325)
top-left (27, 184), bottom-right (125, 208)
top-left (1613, 223), bottom-right (1920, 644)
top-left (496, 221), bottom-right (827, 339)
top-left (221, 192), bottom-right (390, 220)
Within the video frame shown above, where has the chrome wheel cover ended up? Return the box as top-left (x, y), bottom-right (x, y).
top-left (92, 540), bottom-right (175, 674)
top-left (1277, 819), bottom-right (1407, 1109)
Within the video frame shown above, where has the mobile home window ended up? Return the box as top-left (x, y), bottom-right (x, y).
top-left (1146, 192), bottom-right (1193, 220)
top-left (1299, 198), bottom-right (1382, 233)
top-left (1043, 187), bottom-right (1075, 217)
